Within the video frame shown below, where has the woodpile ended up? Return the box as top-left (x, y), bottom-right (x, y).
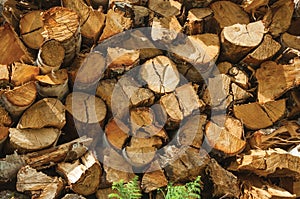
top-left (0, 0), bottom-right (299, 199)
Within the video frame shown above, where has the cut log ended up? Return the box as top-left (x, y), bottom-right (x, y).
top-left (98, 9), bottom-right (132, 42)
top-left (148, 0), bottom-right (182, 17)
top-left (1, 81), bottom-right (37, 119)
top-left (159, 146), bottom-right (210, 182)
top-left (62, 0), bottom-right (106, 44)
top-left (141, 160), bottom-right (168, 193)
top-left (268, 0), bottom-right (294, 37)
top-left (0, 23), bottom-right (33, 65)
top-left (18, 98), bottom-right (66, 129)
top-left (57, 151), bottom-right (102, 196)
top-left (240, 174), bottom-right (296, 199)
top-left (205, 116), bottom-right (246, 156)
top-left (0, 137), bottom-right (92, 182)
top-left (36, 39), bottom-right (65, 74)
top-left (220, 20), bottom-right (265, 63)
top-left (73, 52), bottom-right (106, 90)
top-left (35, 69), bottom-right (69, 99)
top-left (103, 148), bottom-right (135, 183)
top-left (104, 118), bottom-right (130, 150)
top-left (248, 121), bottom-right (300, 150)
top-left (0, 64), bottom-right (10, 86)
top-left (0, 105), bottom-right (12, 127)
top-left (242, 34), bottom-right (281, 67)
top-left (176, 114), bottom-right (207, 149)
top-left (233, 99), bottom-right (286, 130)
top-left (281, 32), bottom-right (300, 51)
top-left (19, 10), bottom-right (44, 49)
top-left (256, 60), bottom-right (300, 103)
top-left (9, 128), bottom-right (61, 153)
top-left (206, 159), bottom-right (241, 198)
top-left (151, 16), bottom-right (183, 43)
top-left (130, 88), bottom-right (155, 107)
top-left (62, 194), bottom-right (86, 199)
top-left (11, 63), bottom-right (39, 87)
top-left (42, 7), bottom-right (81, 66)
top-left (184, 8), bottom-right (213, 35)
top-left (229, 148), bottom-right (300, 178)
top-left (65, 92), bottom-right (107, 138)
top-left (106, 47), bottom-right (139, 76)
top-left (16, 166), bottom-right (64, 199)
top-left (140, 55), bottom-right (180, 94)
top-left (210, 1), bottom-right (250, 32)
top-left (123, 145), bottom-right (156, 168)
top-left (96, 79), bottom-right (117, 111)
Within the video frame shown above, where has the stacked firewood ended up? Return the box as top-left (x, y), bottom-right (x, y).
top-left (0, 0), bottom-right (300, 198)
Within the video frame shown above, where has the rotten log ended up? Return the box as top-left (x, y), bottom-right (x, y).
top-left (57, 151), bottom-right (102, 196)
top-left (18, 98), bottom-right (66, 130)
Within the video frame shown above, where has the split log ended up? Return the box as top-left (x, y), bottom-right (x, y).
top-left (130, 107), bottom-right (156, 135)
top-left (140, 55), bottom-right (180, 94)
top-left (0, 190), bottom-right (29, 199)
top-left (210, 1), bottom-right (250, 32)
top-left (17, 98), bottom-right (65, 129)
top-left (148, 0), bottom-right (182, 17)
top-left (231, 83), bottom-right (252, 102)
top-left (141, 160), bottom-right (168, 193)
top-left (229, 148), bottom-right (300, 178)
top-left (36, 39), bottom-right (65, 74)
top-left (62, 194), bottom-right (86, 199)
top-left (0, 137), bottom-right (92, 182)
top-left (19, 10), bottom-right (44, 49)
top-left (65, 92), bottom-right (106, 138)
top-left (242, 34), bottom-right (281, 67)
top-left (16, 166), bottom-right (64, 199)
top-left (184, 8), bottom-right (213, 35)
top-left (220, 20), bottom-right (265, 63)
top-left (104, 118), bottom-right (130, 150)
top-left (57, 151), bottom-right (102, 196)
top-left (41, 7), bottom-right (81, 66)
top-left (206, 159), bottom-right (241, 198)
top-left (103, 148), bottom-right (135, 183)
top-left (96, 79), bottom-right (117, 111)
top-left (0, 105), bottom-right (12, 127)
top-left (9, 128), bottom-right (61, 153)
top-left (183, 0), bottom-right (213, 10)
top-left (280, 177), bottom-right (300, 198)
top-left (213, 61), bottom-right (232, 75)
top-left (96, 188), bottom-right (117, 199)
top-left (121, 29), bottom-right (163, 60)
top-left (256, 60), bottom-right (300, 103)
top-left (240, 174), bottom-right (296, 199)
top-left (123, 145), bottom-right (156, 168)
top-left (73, 52), bottom-right (106, 91)
top-left (248, 121), bottom-right (300, 150)
top-left (159, 146), bottom-right (210, 183)
top-left (160, 83), bottom-right (204, 129)
top-left (106, 47), bottom-right (139, 76)
top-left (11, 63), bottom-right (39, 87)
top-left (0, 23), bottom-right (33, 65)
top-left (228, 66), bottom-right (250, 89)
top-left (242, 0), bottom-right (269, 14)
top-left (151, 16), bottom-right (183, 43)
top-left (170, 33), bottom-right (220, 80)
top-left (205, 116), bottom-right (246, 156)
top-left (98, 9), bottom-right (132, 42)
top-left (62, 0), bottom-right (106, 44)
top-left (132, 6), bottom-right (150, 27)
top-left (176, 114), bottom-right (207, 149)
top-left (130, 88), bottom-right (155, 107)
top-left (233, 99), bottom-right (286, 130)
top-left (35, 69), bottom-right (69, 99)
top-left (204, 74), bottom-right (232, 110)
top-left (0, 127), bottom-right (9, 152)
top-left (268, 0), bottom-right (294, 37)
top-left (0, 64), bottom-right (9, 86)
top-left (281, 32), bottom-right (300, 51)
top-left (1, 81), bottom-right (37, 119)
top-left (289, 90), bottom-right (300, 118)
